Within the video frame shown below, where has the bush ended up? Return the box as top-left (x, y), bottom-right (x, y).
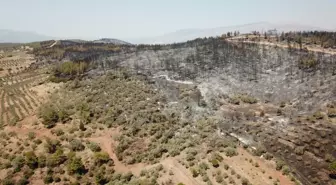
top-left (38, 155), bottom-right (47, 168)
top-left (199, 162), bottom-right (209, 171)
top-left (209, 159), bottom-right (219, 168)
top-left (229, 96), bottom-right (240, 105)
top-left (282, 165), bottom-right (290, 175)
top-left (215, 174), bottom-right (224, 183)
top-left (313, 111), bottom-right (324, 119)
top-left (264, 153), bottom-right (273, 160)
top-left (24, 151), bottom-right (38, 169)
top-left (67, 157), bottom-right (86, 175)
top-left (240, 95), bottom-right (257, 104)
top-left (224, 163), bottom-right (229, 170)
top-left (241, 178), bottom-right (250, 185)
top-left (329, 161), bottom-right (336, 174)
top-left (43, 175), bottom-right (53, 184)
top-left (2, 178), bottom-right (16, 185)
top-left (52, 129), bottom-right (64, 136)
top-left (212, 152), bottom-right (224, 162)
top-left (298, 55), bottom-right (318, 69)
top-left (39, 106), bottom-right (59, 128)
top-left (69, 139), bottom-right (85, 151)
top-left (327, 108), bottom-right (336, 118)
top-left (190, 167), bottom-right (199, 177)
top-left (12, 156), bottom-right (25, 172)
top-left (87, 142), bottom-right (101, 152)
top-left (27, 132), bottom-right (36, 140)
top-left (94, 152), bottom-right (111, 166)
top-left (17, 178), bottom-right (29, 185)
top-left (46, 149), bottom-right (67, 167)
top-left (276, 160), bottom-right (285, 171)
top-left (225, 147), bottom-right (238, 157)
top-left (44, 138), bottom-right (61, 153)
top-left (294, 146), bottom-right (305, 155)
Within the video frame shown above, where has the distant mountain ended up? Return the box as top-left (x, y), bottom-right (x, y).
top-left (92, 38), bottom-right (131, 45)
top-left (129, 22), bottom-right (331, 44)
top-left (0, 29), bottom-right (55, 43)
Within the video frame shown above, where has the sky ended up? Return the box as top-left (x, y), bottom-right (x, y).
top-left (0, 0), bottom-right (335, 40)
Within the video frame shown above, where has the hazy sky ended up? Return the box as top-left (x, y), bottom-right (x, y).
top-left (1, 0), bottom-right (335, 39)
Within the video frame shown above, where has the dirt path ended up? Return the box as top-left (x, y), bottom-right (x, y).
top-left (4, 115), bottom-right (55, 139)
top-left (49, 40), bottom-right (58, 48)
top-left (88, 129), bottom-right (147, 176)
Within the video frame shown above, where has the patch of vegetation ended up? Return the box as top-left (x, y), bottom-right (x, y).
top-left (327, 108), bottom-right (336, 118)
top-left (298, 54), bottom-right (318, 70)
top-left (50, 61), bottom-right (88, 82)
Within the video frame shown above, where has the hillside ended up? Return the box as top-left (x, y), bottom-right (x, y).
top-left (0, 32), bottom-right (335, 185)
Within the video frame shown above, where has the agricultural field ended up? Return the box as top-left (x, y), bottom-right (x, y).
top-left (0, 50), bottom-right (55, 127)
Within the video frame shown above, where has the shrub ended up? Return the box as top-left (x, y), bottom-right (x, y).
top-left (94, 152), bottom-right (111, 166)
top-left (122, 172), bottom-right (133, 182)
top-left (282, 165), bottom-right (290, 175)
top-left (240, 95), bottom-right (257, 104)
top-left (44, 138), bottom-right (61, 153)
top-left (329, 161), bottom-right (336, 175)
top-left (212, 152), bottom-right (224, 162)
top-left (27, 132), bottom-right (36, 140)
top-left (215, 174), bottom-right (224, 183)
top-left (12, 156), bottom-right (25, 172)
top-left (280, 101), bottom-right (286, 108)
top-left (38, 155), bottom-right (46, 168)
top-left (58, 108), bottom-right (70, 123)
top-left (225, 147), bottom-right (238, 157)
top-left (313, 111), bottom-right (324, 119)
top-left (2, 178), bottom-right (16, 185)
top-left (294, 146), bottom-right (305, 155)
top-left (327, 108), bottom-right (336, 118)
top-left (39, 106), bottom-right (59, 128)
top-left (52, 129), bottom-right (64, 136)
top-left (209, 159), bottom-right (219, 168)
top-left (87, 142), bottom-right (101, 152)
top-left (46, 149), bottom-right (67, 167)
top-left (43, 175), bottom-right (53, 184)
top-left (69, 139), bottom-right (85, 151)
top-left (254, 145), bottom-right (267, 156)
top-left (224, 163), bottom-right (229, 170)
top-left (199, 162), bottom-right (209, 171)
top-left (229, 96), bottom-right (240, 105)
top-left (24, 151), bottom-right (38, 169)
top-left (276, 160), bottom-right (285, 171)
top-left (264, 153), bottom-right (273, 160)
top-left (67, 157), bottom-right (86, 175)
top-left (241, 178), bottom-right (250, 185)
top-left (17, 178), bottom-right (29, 185)
top-left (190, 167), bottom-right (199, 177)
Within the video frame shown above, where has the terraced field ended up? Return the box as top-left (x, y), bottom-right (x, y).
top-left (0, 50), bottom-right (50, 127)
top-left (0, 50), bottom-right (35, 77)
